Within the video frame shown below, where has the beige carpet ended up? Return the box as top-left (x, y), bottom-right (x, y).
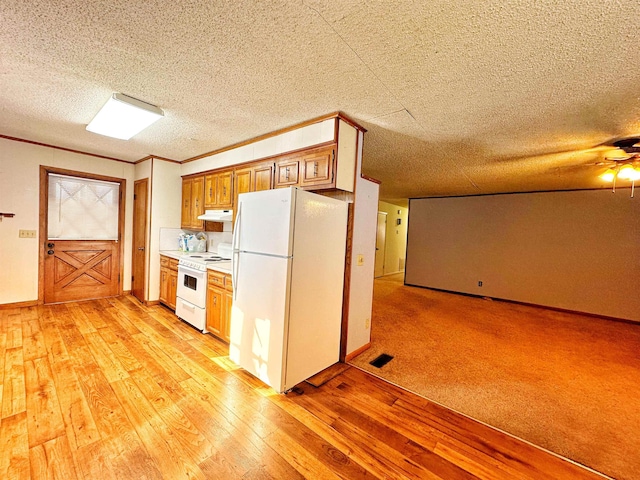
top-left (350, 273), bottom-right (640, 480)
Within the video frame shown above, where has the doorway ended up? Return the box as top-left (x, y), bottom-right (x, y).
top-left (132, 178), bottom-right (148, 302)
top-left (39, 167), bottom-right (125, 304)
top-left (374, 212), bottom-right (387, 278)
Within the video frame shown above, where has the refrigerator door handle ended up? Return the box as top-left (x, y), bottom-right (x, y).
top-left (231, 200), bottom-right (242, 300)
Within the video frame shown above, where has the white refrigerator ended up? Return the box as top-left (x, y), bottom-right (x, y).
top-left (229, 187), bottom-right (348, 393)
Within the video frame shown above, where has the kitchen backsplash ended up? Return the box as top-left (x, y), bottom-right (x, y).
top-left (159, 224), bottom-right (232, 253)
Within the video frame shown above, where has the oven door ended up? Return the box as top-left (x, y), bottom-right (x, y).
top-left (176, 264), bottom-right (207, 308)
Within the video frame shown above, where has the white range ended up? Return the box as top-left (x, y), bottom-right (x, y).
top-left (175, 245), bottom-right (231, 332)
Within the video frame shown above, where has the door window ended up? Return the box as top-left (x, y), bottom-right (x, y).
top-left (48, 174), bottom-right (119, 240)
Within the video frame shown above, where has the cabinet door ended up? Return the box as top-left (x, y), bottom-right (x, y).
top-left (275, 160), bottom-right (299, 188)
top-left (181, 179), bottom-right (192, 228)
top-left (235, 168), bottom-right (252, 196)
top-left (300, 148), bottom-right (334, 187)
top-left (206, 286), bottom-right (224, 338)
top-left (217, 172), bottom-right (233, 207)
top-left (204, 174), bottom-right (218, 208)
top-left (223, 290), bottom-right (233, 343)
top-left (159, 267), bottom-right (169, 305)
top-left (254, 163), bottom-right (274, 191)
top-left (191, 176), bottom-right (205, 230)
top-left (169, 270), bottom-right (178, 310)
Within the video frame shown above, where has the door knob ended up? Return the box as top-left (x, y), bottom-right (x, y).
top-left (138, 247), bottom-right (144, 251)
top-left (47, 242), bottom-right (55, 248)
top-left (47, 250), bottom-right (54, 255)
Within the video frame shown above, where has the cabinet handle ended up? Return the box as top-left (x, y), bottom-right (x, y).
top-left (223, 186), bottom-right (226, 196)
top-left (313, 161), bottom-right (318, 177)
top-left (285, 166), bottom-right (290, 181)
top-left (209, 187), bottom-right (212, 198)
top-left (213, 297), bottom-right (217, 305)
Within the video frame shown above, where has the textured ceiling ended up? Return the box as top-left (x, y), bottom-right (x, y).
top-left (2, 1), bottom-right (640, 204)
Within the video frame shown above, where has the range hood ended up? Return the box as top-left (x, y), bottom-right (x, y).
top-left (197, 209), bottom-right (233, 222)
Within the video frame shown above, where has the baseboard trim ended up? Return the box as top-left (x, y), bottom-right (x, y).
top-left (0, 300), bottom-right (38, 309)
top-left (146, 300), bottom-right (160, 306)
top-left (345, 342), bottom-right (371, 362)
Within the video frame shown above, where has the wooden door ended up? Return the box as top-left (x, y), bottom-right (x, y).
top-left (41, 168), bottom-right (124, 305)
top-left (132, 179), bottom-right (148, 302)
top-left (374, 212), bottom-right (387, 278)
top-left (44, 240), bottom-right (120, 303)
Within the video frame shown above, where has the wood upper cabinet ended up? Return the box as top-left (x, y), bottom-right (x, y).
top-left (274, 146), bottom-right (335, 190)
top-left (235, 167), bottom-right (252, 198)
top-left (217, 171), bottom-right (233, 207)
top-left (204, 174), bottom-right (218, 208)
top-left (253, 163), bottom-right (274, 191)
top-left (300, 147), bottom-right (334, 187)
top-left (181, 176), bottom-right (205, 230)
top-left (275, 159), bottom-right (299, 188)
top-left (204, 171), bottom-right (233, 209)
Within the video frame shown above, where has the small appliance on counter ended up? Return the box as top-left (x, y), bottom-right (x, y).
top-left (178, 232), bottom-right (207, 253)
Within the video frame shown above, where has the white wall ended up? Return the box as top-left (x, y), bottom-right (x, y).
top-left (346, 131), bottom-right (379, 356)
top-left (148, 159), bottom-right (182, 301)
top-left (378, 201), bottom-right (409, 275)
top-left (406, 190), bottom-right (640, 321)
top-left (0, 138), bottom-right (134, 304)
top-left (181, 119), bottom-right (336, 176)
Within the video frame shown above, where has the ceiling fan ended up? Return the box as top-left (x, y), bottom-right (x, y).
top-left (598, 138), bottom-right (640, 196)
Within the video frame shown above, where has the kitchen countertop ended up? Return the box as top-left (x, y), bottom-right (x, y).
top-left (159, 250), bottom-right (232, 275)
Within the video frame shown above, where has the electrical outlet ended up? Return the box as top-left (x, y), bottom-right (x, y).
top-left (19, 230), bottom-right (36, 238)
top-left (365, 318), bottom-right (370, 329)
top-left (357, 254), bottom-right (364, 266)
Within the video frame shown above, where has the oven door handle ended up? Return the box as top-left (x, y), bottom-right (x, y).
top-left (178, 264), bottom-right (206, 276)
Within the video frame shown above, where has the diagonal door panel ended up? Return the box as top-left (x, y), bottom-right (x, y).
top-left (44, 240), bottom-right (119, 304)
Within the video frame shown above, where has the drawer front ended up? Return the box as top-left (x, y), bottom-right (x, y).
top-left (225, 274), bottom-right (233, 292)
top-left (169, 259), bottom-right (179, 271)
top-left (160, 256), bottom-right (169, 268)
top-left (208, 271), bottom-right (226, 287)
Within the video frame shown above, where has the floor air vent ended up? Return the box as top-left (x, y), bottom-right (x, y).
top-left (370, 353), bottom-right (394, 368)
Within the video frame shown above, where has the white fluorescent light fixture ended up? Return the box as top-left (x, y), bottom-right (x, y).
top-left (86, 93), bottom-right (164, 140)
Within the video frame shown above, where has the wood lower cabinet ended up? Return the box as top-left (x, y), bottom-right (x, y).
top-left (159, 255), bottom-right (178, 310)
top-left (206, 270), bottom-right (232, 342)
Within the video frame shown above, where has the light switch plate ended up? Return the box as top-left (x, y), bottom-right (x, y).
top-left (19, 229), bottom-right (36, 238)
top-left (357, 254), bottom-right (364, 266)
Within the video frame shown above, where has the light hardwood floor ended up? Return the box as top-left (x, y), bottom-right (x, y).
top-left (0, 296), bottom-right (605, 479)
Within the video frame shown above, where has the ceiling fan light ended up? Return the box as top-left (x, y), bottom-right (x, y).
top-left (617, 164), bottom-right (636, 180)
top-left (86, 93), bottom-right (163, 140)
top-left (599, 168), bottom-right (616, 182)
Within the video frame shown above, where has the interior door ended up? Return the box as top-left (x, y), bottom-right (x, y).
top-left (132, 178), bottom-right (148, 302)
top-left (374, 212), bottom-right (387, 278)
top-left (43, 170), bottom-right (123, 304)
